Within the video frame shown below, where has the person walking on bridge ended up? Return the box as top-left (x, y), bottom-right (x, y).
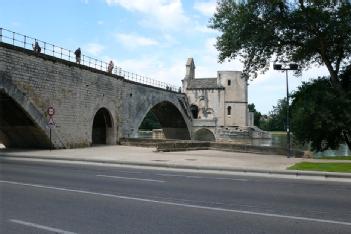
top-left (74, 47), bottom-right (81, 64)
top-left (107, 60), bottom-right (114, 74)
top-left (32, 41), bottom-right (41, 54)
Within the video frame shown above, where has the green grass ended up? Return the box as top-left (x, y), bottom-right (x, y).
top-left (270, 131), bottom-right (286, 135)
top-left (314, 156), bottom-right (351, 160)
top-left (288, 162), bottom-right (351, 173)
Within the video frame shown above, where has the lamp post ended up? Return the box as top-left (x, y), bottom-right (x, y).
top-left (273, 63), bottom-right (299, 158)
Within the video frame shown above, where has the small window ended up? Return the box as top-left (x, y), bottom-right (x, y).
top-left (227, 80), bottom-right (231, 86)
top-left (227, 106), bottom-right (231, 116)
top-left (190, 104), bottom-right (199, 119)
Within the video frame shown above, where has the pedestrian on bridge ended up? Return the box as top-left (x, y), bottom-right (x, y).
top-left (74, 47), bottom-right (81, 64)
top-left (107, 60), bottom-right (114, 74)
top-left (32, 41), bottom-right (41, 54)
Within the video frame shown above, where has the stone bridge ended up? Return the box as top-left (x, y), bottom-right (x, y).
top-left (0, 42), bottom-right (193, 148)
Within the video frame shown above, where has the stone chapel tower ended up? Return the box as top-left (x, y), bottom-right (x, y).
top-left (182, 58), bottom-right (195, 92)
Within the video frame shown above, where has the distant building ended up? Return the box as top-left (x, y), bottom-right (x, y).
top-left (182, 58), bottom-right (270, 141)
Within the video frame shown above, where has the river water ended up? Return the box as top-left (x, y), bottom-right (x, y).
top-left (272, 133), bottom-right (350, 157)
top-left (229, 133), bottom-right (351, 157)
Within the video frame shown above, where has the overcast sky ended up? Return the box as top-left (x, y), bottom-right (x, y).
top-left (0, 0), bottom-right (329, 114)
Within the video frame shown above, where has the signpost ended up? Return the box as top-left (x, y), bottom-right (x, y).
top-left (47, 106), bottom-right (55, 151)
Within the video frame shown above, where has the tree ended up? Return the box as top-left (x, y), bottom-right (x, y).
top-left (248, 103), bottom-right (262, 127)
top-left (139, 112), bottom-right (161, 130)
top-left (291, 77), bottom-right (351, 151)
top-left (209, 1), bottom-right (351, 87)
top-left (259, 98), bottom-right (288, 131)
top-left (210, 0), bottom-right (351, 147)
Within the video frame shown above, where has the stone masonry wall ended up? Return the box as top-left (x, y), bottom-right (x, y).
top-left (0, 43), bottom-right (191, 148)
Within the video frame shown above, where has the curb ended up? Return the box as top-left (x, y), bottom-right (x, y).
top-left (1, 155), bottom-right (351, 180)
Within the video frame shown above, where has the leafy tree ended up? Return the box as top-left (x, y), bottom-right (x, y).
top-left (210, 0), bottom-right (351, 147)
top-left (139, 111), bottom-right (161, 130)
top-left (209, 1), bottom-right (351, 86)
top-left (260, 98), bottom-right (288, 131)
top-left (291, 77), bottom-right (351, 151)
top-left (248, 103), bottom-right (262, 127)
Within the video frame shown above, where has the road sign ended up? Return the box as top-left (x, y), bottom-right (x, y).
top-left (47, 117), bottom-right (55, 128)
top-left (47, 106), bottom-right (55, 116)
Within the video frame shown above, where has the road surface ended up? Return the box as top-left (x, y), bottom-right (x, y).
top-left (1, 158), bottom-right (351, 233)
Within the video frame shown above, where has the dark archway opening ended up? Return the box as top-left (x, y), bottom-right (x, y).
top-left (92, 108), bottom-right (112, 145)
top-left (194, 128), bottom-right (216, 142)
top-left (138, 101), bottom-right (190, 140)
top-left (0, 91), bottom-right (50, 148)
top-left (138, 111), bottom-right (162, 139)
top-left (139, 111), bottom-right (161, 130)
top-left (190, 104), bottom-right (199, 119)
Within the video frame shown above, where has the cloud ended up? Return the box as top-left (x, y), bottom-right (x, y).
top-left (194, 24), bottom-right (216, 33)
top-left (116, 56), bottom-right (184, 87)
top-left (105, 0), bottom-right (189, 30)
top-left (248, 64), bottom-right (329, 113)
top-left (115, 33), bottom-right (159, 49)
top-left (194, 0), bottom-right (217, 17)
top-left (198, 38), bottom-right (243, 74)
top-left (159, 34), bottom-right (179, 47)
top-left (84, 43), bottom-right (104, 56)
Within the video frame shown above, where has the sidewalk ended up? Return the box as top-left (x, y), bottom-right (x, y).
top-left (1, 145), bottom-right (351, 180)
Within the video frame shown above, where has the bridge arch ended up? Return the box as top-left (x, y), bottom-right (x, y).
top-left (91, 107), bottom-right (115, 145)
top-left (137, 101), bottom-right (191, 140)
top-left (0, 79), bottom-right (63, 148)
top-left (193, 128), bottom-right (216, 142)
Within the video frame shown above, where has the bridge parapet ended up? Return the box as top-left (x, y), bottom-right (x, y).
top-left (0, 27), bottom-right (179, 92)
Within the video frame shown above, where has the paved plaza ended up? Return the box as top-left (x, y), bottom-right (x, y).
top-left (1, 145), bottom-right (349, 171)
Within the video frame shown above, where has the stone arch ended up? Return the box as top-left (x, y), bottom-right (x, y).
top-left (92, 107), bottom-right (114, 145)
top-left (138, 101), bottom-right (191, 140)
top-left (194, 128), bottom-right (216, 142)
top-left (0, 79), bottom-right (64, 148)
top-left (0, 91), bottom-right (51, 148)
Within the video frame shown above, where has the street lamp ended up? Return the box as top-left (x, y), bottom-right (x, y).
top-left (273, 63), bottom-right (299, 158)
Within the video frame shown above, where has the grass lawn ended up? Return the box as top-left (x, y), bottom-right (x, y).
top-left (288, 162), bottom-right (351, 173)
top-left (270, 131), bottom-right (286, 135)
top-left (315, 156), bottom-right (351, 160)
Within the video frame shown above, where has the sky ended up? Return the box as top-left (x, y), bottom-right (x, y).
top-left (0, 0), bottom-right (329, 114)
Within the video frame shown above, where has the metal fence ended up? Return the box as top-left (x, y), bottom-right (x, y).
top-left (0, 27), bottom-right (180, 92)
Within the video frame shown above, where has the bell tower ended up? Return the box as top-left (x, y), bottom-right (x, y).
top-left (182, 58), bottom-right (195, 92)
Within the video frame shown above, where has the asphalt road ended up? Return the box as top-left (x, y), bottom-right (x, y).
top-left (1, 158), bottom-right (351, 234)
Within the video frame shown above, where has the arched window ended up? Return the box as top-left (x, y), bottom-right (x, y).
top-left (227, 80), bottom-right (231, 86)
top-left (227, 106), bottom-right (231, 116)
top-left (190, 104), bottom-right (199, 119)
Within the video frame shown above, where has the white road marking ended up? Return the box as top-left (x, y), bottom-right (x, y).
top-left (115, 170), bottom-right (144, 174)
top-left (9, 219), bottom-right (77, 234)
top-left (96, 174), bottom-right (165, 183)
top-left (213, 177), bottom-right (248, 182)
top-left (157, 173), bottom-right (248, 181)
top-left (156, 173), bottom-right (181, 177)
top-left (2, 180), bottom-right (351, 227)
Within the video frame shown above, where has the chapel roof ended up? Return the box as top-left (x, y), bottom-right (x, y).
top-left (187, 78), bottom-right (224, 89)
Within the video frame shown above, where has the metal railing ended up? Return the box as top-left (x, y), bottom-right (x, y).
top-left (0, 27), bottom-right (180, 92)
